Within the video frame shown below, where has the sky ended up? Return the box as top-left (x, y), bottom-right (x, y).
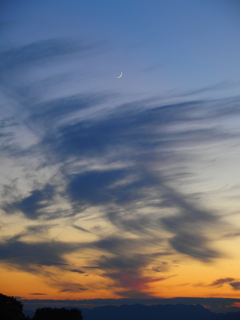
top-left (1, 0), bottom-right (240, 312)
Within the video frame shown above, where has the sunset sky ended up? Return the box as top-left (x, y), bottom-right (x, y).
top-left (1, 0), bottom-right (240, 311)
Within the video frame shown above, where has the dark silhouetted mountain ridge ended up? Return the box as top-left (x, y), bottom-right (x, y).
top-left (80, 304), bottom-right (240, 320)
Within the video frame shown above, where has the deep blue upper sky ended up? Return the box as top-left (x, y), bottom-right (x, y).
top-left (1, 0), bottom-right (240, 99)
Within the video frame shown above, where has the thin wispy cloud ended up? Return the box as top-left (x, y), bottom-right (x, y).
top-left (1, 1), bottom-right (240, 300)
top-left (209, 278), bottom-right (235, 287)
top-left (230, 282), bottom-right (240, 290)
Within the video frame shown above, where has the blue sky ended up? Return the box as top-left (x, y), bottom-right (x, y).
top-left (1, 0), bottom-right (240, 305)
top-left (1, 0), bottom-right (240, 98)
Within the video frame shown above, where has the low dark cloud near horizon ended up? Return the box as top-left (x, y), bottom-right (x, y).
top-left (209, 278), bottom-right (235, 287)
top-left (230, 282), bottom-right (240, 290)
top-left (1, 38), bottom-right (240, 296)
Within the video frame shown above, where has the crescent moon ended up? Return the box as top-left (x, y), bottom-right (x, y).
top-left (117, 71), bottom-right (123, 78)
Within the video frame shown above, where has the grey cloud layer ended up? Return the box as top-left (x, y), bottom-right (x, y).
top-left (0, 239), bottom-right (76, 269)
top-left (3, 184), bottom-right (55, 220)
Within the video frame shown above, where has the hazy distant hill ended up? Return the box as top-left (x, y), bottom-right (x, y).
top-left (21, 301), bottom-right (240, 320)
top-left (80, 304), bottom-right (240, 320)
